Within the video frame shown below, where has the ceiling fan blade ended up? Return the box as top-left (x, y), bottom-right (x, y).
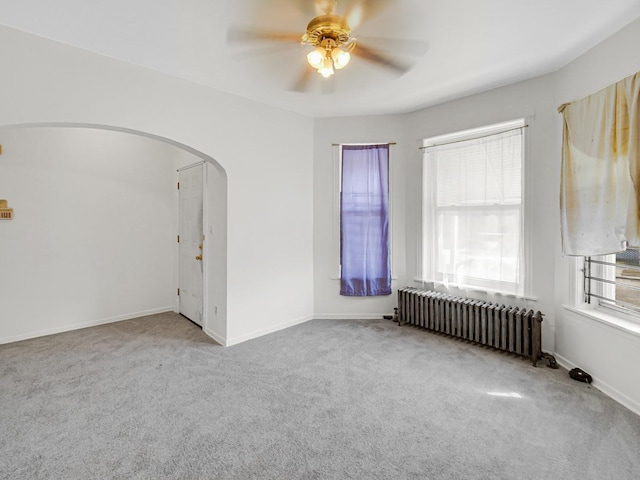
top-left (352, 42), bottom-right (410, 73)
top-left (355, 36), bottom-right (429, 56)
top-left (292, 0), bottom-right (336, 17)
top-left (317, 0), bottom-right (338, 15)
top-left (342, 0), bottom-right (394, 29)
top-left (227, 26), bottom-right (302, 45)
top-left (291, 66), bottom-right (316, 92)
top-left (234, 43), bottom-right (303, 61)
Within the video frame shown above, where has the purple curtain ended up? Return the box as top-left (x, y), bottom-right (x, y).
top-left (340, 144), bottom-right (391, 296)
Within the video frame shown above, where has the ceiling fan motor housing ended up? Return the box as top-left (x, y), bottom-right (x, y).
top-left (303, 15), bottom-right (351, 47)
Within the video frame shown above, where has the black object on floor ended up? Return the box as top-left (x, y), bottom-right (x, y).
top-left (569, 367), bottom-right (593, 383)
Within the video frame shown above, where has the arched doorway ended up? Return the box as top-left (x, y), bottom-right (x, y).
top-left (0, 124), bottom-right (227, 345)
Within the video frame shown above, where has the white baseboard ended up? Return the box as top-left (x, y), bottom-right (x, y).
top-left (225, 314), bottom-right (314, 347)
top-left (314, 313), bottom-right (389, 320)
top-left (203, 326), bottom-right (226, 346)
top-left (554, 353), bottom-right (640, 418)
top-left (0, 307), bottom-right (175, 345)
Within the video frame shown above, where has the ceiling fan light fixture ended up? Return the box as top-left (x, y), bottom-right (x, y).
top-left (302, 11), bottom-right (354, 78)
top-left (318, 57), bottom-right (335, 77)
top-left (331, 47), bottom-right (350, 69)
top-left (307, 47), bottom-right (326, 69)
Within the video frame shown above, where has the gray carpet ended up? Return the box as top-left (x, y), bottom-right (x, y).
top-left (1, 313), bottom-right (639, 479)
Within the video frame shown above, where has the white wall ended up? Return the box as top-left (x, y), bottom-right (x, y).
top-left (203, 160), bottom-right (228, 344)
top-left (553, 18), bottom-right (640, 415)
top-left (0, 25), bottom-right (315, 346)
top-left (313, 114), bottom-right (410, 318)
top-left (312, 14), bottom-right (640, 415)
top-left (0, 127), bottom-right (195, 343)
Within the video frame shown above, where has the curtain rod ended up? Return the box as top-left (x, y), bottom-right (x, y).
top-left (332, 142), bottom-right (397, 146)
top-left (418, 125), bottom-right (528, 150)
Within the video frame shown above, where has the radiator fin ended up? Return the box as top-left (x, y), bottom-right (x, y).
top-left (398, 287), bottom-right (543, 366)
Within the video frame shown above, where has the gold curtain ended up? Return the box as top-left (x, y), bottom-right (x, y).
top-left (560, 71), bottom-right (640, 256)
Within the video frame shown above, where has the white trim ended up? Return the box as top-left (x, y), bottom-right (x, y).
top-left (554, 352), bottom-right (640, 417)
top-left (562, 305), bottom-right (640, 339)
top-left (332, 145), bottom-right (341, 279)
top-left (569, 256), bottom-right (585, 306)
top-left (201, 162), bottom-right (209, 330)
top-left (0, 307), bottom-right (175, 345)
top-left (224, 315), bottom-right (314, 347)
top-left (521, 116), bottom-right (535, 299)
top-left (416, 140), bottom-right (425, 280)
top-left (177, 160), bottom-right (205, 172)
top-left (314, 313), bottom-right (390, 320)
top-left (203, 326), bottom-right (226, 346)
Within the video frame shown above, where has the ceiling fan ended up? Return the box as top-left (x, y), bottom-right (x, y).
top-left (228, 0), bottom-right (427, 91)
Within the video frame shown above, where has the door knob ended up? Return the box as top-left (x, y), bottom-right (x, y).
top-left (195, 255), bottom-right (203, 261)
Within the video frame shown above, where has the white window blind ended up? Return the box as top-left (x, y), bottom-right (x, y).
top-left (422, 121), bottom-right (526, 296)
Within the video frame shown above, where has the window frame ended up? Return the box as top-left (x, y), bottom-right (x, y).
top-left (419, 118), bottom-right (532, 297)
top-left (570, 257), bottom-right (640, 333)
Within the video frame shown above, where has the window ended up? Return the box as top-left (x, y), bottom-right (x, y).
top-left (339, 144), bottom-right (391, 297)
top-left (559, 70), bottom-right (640, 322)
top-left (421, 120), bottom-right (526, 296)
top-left (584, 246), bottom-right (640, 316)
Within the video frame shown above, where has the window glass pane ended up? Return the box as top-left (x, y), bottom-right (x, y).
top-left (422, 122), bottom-right (525, 295)
top-left (436, 207), bottom-right (521, 284)
top-left (591, 246), bottom-right (640, 312)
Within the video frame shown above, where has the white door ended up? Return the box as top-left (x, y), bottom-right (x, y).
top-left (178, 163), bottom-right (204, 326)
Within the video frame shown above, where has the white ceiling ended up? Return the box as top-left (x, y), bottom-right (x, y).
top-left (1, 0), bottom-right (640, 117)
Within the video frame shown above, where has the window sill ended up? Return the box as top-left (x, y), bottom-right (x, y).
top-left (563, 304), bottom-right (640, 339)
top-left (411, 278), bottom-right (538, 302)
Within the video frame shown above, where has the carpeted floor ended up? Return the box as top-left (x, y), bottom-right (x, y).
top-left (1, 312), bottom-right (639, 479)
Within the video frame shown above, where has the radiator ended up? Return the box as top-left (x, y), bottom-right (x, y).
top-left (397, 287), bottom-right (556, 367)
